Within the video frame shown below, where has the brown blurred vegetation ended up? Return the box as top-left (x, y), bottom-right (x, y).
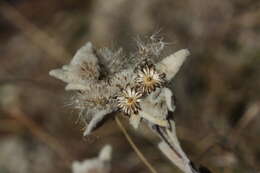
top-left (0, 0), bottom-right (260, 173)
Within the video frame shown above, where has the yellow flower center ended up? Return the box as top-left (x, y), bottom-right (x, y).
top-left (144, 76), bottom-right (154, 85)
top-left (127, 97), bottom-right (134, 105)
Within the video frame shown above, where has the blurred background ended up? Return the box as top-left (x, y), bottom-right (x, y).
top-left (0, 0), bottom-right (260, 173)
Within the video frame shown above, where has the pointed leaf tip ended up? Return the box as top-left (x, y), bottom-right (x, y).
top-left (157, 49), bottom-right (190, 81)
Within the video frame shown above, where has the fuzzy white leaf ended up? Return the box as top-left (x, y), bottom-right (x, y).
top-left (72, 145), bottom-right (112, 173)
top-left (71, 42), bottom-right (98, 66)
top-left (157, 49), bottom-right (190, 81)
top-left (158, 141), bottom-right (194, 173)
top-left (139, 111), bottom-right (169, 127)
top-left (129, 114), bottom-right (141, 129)
top-left (163, 88), bottom-right (175, 112)
top-left (98, 145), bottom-right (112, 162)
top-left (65, 83), bottom-right (90, 91)
top-left (49, 67), bottom-right (85, 84)
top-left (62, 65), bottom-right (70, 70)
top-left (158, 119), bottom-right (198, 173)
top-left (138, 89), bottom-right (169, 127)
top-left (49, 69), bottom-right (72, 83)
top-left (83, 109), bottom-right (112, 136)
top-left (166, 120), bottom-right (190, 162)
top-left (49, 42), bottom-right (100, 88)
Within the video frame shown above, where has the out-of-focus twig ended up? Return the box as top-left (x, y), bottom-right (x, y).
top-left (228, 102), bottom-right (260, 146)
top-left (0, 1), bottom-right (76, 166)
top-left (0, 1), bottom-right (71, 64)
top-left (0, 119), bottom-right (23, 133)
top-left (0, 77), bottom-right (61, 92)
top-left (7, 107), bottom-right (73, 165)
top-left (196, 102), bottom-right (260, 162)
top-left (115, 116), bottom-right (158, 173)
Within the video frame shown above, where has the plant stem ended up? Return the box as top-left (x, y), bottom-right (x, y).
top-left (115, 116), bottom-right (158, 173)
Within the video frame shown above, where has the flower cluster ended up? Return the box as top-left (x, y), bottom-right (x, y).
top-left (49, 35), bottom-right (200, 173)
top-left (116, 63), bottom-right (166, 116)
top-left (49, 35), bottom-right (189, 135)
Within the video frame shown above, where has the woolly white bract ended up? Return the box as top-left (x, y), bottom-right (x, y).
top-left (50, 36), bottom-right (199, 173)
top-left (49, 37), bottom-right (189, 135)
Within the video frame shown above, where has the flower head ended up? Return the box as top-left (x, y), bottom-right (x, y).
top-left (49, 37), bottom-right (190, 135)
top-left (116, 86), bottom-right (142, 115)
top-left (135, 64), bottom-right (166, 94)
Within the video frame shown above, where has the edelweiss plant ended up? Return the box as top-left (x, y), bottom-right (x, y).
top-left (49, 36), bottom-right (172, 133)
top-left (50, 36), bottom-right (207, 173)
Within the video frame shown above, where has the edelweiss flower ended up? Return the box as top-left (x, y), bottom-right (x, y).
top-left (135, 64), bottom-right (166, 94)
top-left (50, 38), bottom-right (195, 173)
top-left (116, 86), bottom-right (142, 115)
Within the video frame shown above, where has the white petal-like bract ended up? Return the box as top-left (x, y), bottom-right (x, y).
top-left (157, 49), bottom-right (190, 81)
top-left (83, 109), bottom-right (113, 136)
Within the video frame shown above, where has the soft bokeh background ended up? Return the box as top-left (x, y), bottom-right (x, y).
top-left (0, 0), bottom-right (260, 173)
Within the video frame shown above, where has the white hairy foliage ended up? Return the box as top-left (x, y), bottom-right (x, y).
top-left (156, 49), bottom-right (190, 81)
top-left (49, 43), bottom-right (100, 91)
top-left (158, 120), bottom-right (198, 173)
top-left (159, 141), bottom-right (195, 173)
top-left (164, 87), bottom-right (176, 112)
top-left (49, 36), bottom-right (190, 135)
top-left (50, 35), bottom-right (196, 173)
top-left (138, 88), bottom-right (169, 127)
top-left (83, 109), bottom-right (113, 136)
top-left (129, 114), bottom-right (141, 129)
top-left (97, 47), bottom-right (128, 74)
